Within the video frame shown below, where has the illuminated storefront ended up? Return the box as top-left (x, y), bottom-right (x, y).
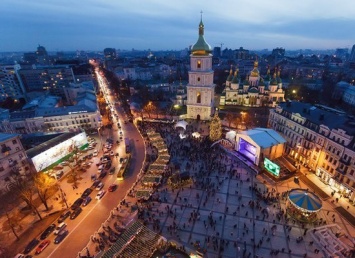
top-left (315, 167), bottom-right (334, 186)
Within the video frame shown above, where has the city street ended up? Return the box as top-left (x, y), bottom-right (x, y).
top-left (19, 72), bottom-right (146, 257)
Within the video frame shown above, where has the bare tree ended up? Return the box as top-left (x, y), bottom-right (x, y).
top-left (0, 193), bottom-right (21, 242)
top-left (234, 117), bottom-right (241, 130)
top-left (143, 101), bottom-right (157, 118)
top-left (33, 172), bottom-right (57, 211)
top-left (67, 143), bottom-right (81, 188)
top-left (225, 112), bottom-right (236, 128)
top-left (9, 171), bottom-right (42, 221)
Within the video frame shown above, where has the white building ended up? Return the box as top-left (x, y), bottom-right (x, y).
top-left (0, 95), bottom-right (100, 134)
top-left (186, 17), bottom-right (215, 120)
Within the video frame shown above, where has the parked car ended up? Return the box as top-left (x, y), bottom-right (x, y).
top-left (81, 188), bottom-right (92, 198)
top-left (93, 150), bottom-right (98, 156)
top-left (24, 238), bottom-right (40, 254)
top-left (58, 210), bottom-right (71, 223)
top-left (71, 198), bottom-right (84, 210)
top-left (35, 240), bottom-right (50, 254)
top-left (108, 184), bottom-right (118, 192)
top-left (95, 190), bottom-right (106, 200)
top-left (54, 230), bottom-right (69, 244)
top-left (70, 207), bottom-right (82, 220)
top-left (82, 196), bottom-right (92, 206)
top-left (96, 182), bottom-right (104, 191)
top-left (54, 222), bottom-right (67, 235)
top-left (40, 223), bottom-right (56, 240)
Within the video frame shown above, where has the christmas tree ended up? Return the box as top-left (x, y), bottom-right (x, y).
top-left (209, 109), bottom-right (222, 142)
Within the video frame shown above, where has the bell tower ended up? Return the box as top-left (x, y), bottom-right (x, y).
top-left (186, 13), bottom-right (215, 120)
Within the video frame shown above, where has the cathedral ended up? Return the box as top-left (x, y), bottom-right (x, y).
top-left (220, 63), bottom-right (285, 107)
top-left (186, 15), bottom-right (215, 120)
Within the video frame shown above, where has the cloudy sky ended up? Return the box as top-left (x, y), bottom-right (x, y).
top-left (1, 0), bottom-right (355, 52)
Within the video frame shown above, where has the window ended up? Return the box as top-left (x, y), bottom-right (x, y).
top-left (12, 139), bottom-right (17, 144)
top-left (196, 92), bottom-right (201, 103)
top-left (197, 77), bottom-right (201, 82)
top-left (197, 60), bottom-right (201, 68)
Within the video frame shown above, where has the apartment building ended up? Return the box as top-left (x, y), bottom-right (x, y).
top-left (0, 133), bottom-right (29, 193)
top-left (268, 101), bottom-right (355, 201)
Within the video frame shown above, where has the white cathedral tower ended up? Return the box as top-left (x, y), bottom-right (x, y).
top-left (186, 14), bottom-right (215, 120)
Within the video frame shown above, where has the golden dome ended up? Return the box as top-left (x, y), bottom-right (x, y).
top-left (250, 60), bottom-right (259, 77)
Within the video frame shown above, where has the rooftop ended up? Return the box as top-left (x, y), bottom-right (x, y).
top-left (278, 102), bottom-right (355, 135)
top-left (26, 132), bottom-right (79, 158)
top-left (240, 128), bottom-right (286, 149)
top-left (0, 133), bottom-right (19, 143)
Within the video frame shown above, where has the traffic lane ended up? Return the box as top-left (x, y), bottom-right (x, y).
top-left (44, 192), bottom-right (120, 258)
top-left (47, 128), bottom-right (144, 256)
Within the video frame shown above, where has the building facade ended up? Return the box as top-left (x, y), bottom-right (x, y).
top-left (268, 102), bottom-right (355, 201)
top-left (186, 17), bottom-right (215, 120)
top-left (0, 64), bottom-right (25, 101)
top-left (0, 133), bottom-right (30, 193)
top-left (0, 97), bottom-right (100, 134)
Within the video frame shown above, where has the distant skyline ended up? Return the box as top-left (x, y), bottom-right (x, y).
top-left (1, 0), bottom-right (355, 52)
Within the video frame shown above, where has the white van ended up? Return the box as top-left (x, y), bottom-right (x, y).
top-left (54, 222), bottom-right (67, 235)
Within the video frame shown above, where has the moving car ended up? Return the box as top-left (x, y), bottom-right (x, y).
top-left (54, 222), bottom-right (67, 235)
top-left (70, 207), bottom-right (82, 220)
top-left (109, 167), bottom-right (115, 175)
top-left (96, 182), bottom-right (104, 191)
top-left (24, 238), bottom-right (40, 254)
top-left (98, 171), bottom-right (107, 179)
top-left (95, 190), bottom-right (106, 200)
top-left (35, 240), bottom-right (50, 254)
top-left (108, 184), bottom-right (118, 192)
top-left (40, 223), bottom-right (56, 240)
top-left (71, 198), bottom-right (84, 210)
top-left (91, 180), bottom-right (101, 189)
top-left (58, 210), bottom-right (71, 223)
top-left (54, 230), bottom-right (69, 244)
top-left (81, 188), bottom-right (92, 198)
top-left (82, 196), bottom-right (92, 206)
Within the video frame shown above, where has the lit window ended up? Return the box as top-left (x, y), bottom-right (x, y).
top-left (197, 60), bottom-right (201, 68)
top-left (197, 92), bottom-right (201, 103)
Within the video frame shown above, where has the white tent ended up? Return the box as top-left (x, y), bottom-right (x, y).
top-left (192, 132), bottom-right (201, 138)
top-left (226, 130), bottom-right (237, 142)
top-left (175, 120), bottom-right (188, 130)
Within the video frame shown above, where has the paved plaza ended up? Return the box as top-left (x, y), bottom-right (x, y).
top-left (133, 121), bottom-right (355, 258)
top-left (81, 121), bottom-right (355, 258)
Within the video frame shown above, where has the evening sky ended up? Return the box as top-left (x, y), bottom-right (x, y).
top-left (1, 0), bottom-right (355, 52)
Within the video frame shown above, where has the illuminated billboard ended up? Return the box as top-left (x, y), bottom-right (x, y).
top-left (264, 158), bottom-right (280, 177)
top-left (32, 132), bottom-right (88, 172)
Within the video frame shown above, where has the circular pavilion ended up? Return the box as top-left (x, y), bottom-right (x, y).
top-left (286, 188), bottom-right (322, 222)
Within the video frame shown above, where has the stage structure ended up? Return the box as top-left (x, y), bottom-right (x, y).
top-left (234, 128), bottom-right (286, 166)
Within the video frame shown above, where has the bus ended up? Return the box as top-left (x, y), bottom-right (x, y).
top-left (117, 154), bottom-right (131, 181)
top-left (124, 138), bottom-right (130, 153)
